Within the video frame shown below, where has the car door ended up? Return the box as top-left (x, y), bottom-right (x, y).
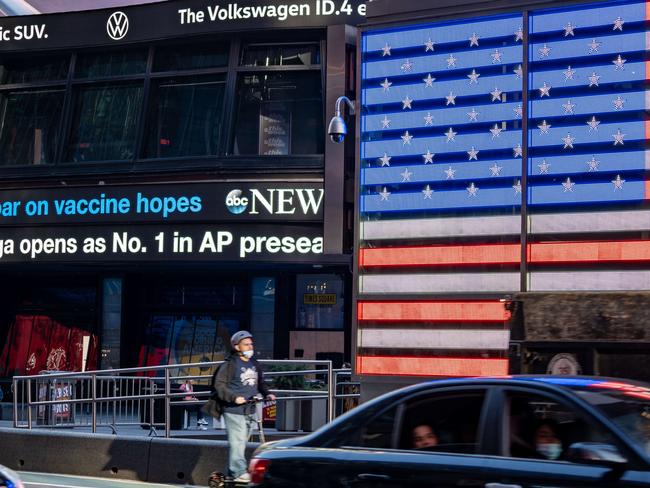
top-left (480, 386), bottom-right (650, 488)
top-left (334, 386), bottom-right (496, 488)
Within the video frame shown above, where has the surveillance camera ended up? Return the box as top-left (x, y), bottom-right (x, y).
top-left (328, 115), bottom-right (347, 144)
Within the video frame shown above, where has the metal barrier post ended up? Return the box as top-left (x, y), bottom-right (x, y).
top-left (326, 361), bottom-right (334, 423)
top-left (26, 378), bottom-right (32, 429)
top-left (12, 377), bottom-right (18, 427)
top-left (164, 368), bottom-right (171, 438)
top-left (91, 374), bottom-right (97, 433)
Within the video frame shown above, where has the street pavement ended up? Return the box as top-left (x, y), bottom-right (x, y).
top-left (20, 471), bottom-right (192, 488)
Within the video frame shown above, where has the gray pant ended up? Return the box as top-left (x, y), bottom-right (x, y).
top-left (223, 412), bottom-right (256, 478)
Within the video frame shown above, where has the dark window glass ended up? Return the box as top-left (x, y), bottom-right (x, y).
top-left (0, 89), bottom-right (64, 165)
top-left (356, 405), bottom-right (398, 448)
top-left (153, 43), bottom-right (229, 72)
top-left (66, 84), bottom-right (143, 162)
top-left (240, 43), bottom-right (320, 67)
top-left (75, 49), bottom-right (148, 78)
top-left (0, 55), bottom-right (69, 84)
top-left (233, 71), bottom-right (323, 155)
top-left (145, 76), bottom-right (226, 158)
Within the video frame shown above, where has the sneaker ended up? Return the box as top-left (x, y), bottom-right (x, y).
top-left (233, 472), bottom-right (251, 483)
top-left (198, 418), bottom-right (209, 425)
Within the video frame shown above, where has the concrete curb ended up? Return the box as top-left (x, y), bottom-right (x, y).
top-left (0, 428), bottom-right (258, 485)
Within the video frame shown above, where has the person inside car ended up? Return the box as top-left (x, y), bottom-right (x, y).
top-left (411, 424), bottom-right (439, 450)
top-left (534, 419), bottom-right (564, 460)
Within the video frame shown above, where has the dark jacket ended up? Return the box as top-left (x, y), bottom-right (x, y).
top-left (212, 352), bottom-right (271, 405)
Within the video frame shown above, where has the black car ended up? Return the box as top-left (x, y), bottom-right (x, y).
top-left (249, 376), bottom-right (650, 487)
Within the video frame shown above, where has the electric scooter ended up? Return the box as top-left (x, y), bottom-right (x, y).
top-left (208, 395), bottom-right (273, 487)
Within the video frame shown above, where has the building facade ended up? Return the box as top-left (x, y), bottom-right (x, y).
top-left (355, 0), bottom-right (650, 399)
top-left (0, 0), bottom-right (362, 398)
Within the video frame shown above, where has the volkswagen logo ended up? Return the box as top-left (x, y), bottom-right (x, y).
top-left (107, 11), bottom-right (129, 40)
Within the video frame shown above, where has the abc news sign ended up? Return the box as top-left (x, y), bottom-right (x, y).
top-left (0, 182), bottom-right (324, 226)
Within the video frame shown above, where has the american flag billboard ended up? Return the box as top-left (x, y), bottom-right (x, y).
top-left (357, 0), bottom-right (650, 378)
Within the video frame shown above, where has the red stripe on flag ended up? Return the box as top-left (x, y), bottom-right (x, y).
top-left (360, 240), bottom-right (650, 267)
top-left (357, 301), bottom-right (510, 322)
top-left (646, 180), bottom-right (650, 200)
top-left (356, 355), bottom-right (509, 377)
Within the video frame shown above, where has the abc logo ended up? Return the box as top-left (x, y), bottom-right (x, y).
top-left (225, 189), bottom-right (248, 214)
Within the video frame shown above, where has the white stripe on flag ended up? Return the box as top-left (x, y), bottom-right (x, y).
top-left (361, 215), bottom-right (521, 241)
top-left (360, 328), bottom-right (510, 350)
top-left (529, 271), bottom-right (650, 291)
top-left (360, 272), bottom-right (520, 294)
top-left (530, 210), bottom-right (650, 234)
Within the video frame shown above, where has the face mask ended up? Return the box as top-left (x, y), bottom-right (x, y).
top-left (242, 350), bottom-right (254, 359)
top-left (537, 443), bottom-right (562, 460)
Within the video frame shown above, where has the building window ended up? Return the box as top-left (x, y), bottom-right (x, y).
top-left (75, 48), bottom-right (148, 79)
top-left (232, 71), bottom-right (323, 155)
top-left (153, 42), bottom-right (229, 72)
top-left (240, 43), bottom-right (320, 67)
top-left (65, 83), bottom-right (143, 162)
top-left (0, 89), bottom-right (64, 165)
top-left (144, 75), bottom-right (226, 158)
top-left (0, 55), bottom-right (69, 85)
top-left (296, 274), bottom-right (345, 330)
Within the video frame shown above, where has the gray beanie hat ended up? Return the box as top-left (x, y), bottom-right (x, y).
top-left (230, 330), bottom-right (253, 347)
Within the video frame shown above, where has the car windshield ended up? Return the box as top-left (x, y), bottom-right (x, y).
top-left (561, 379), bottom-right (650, 455)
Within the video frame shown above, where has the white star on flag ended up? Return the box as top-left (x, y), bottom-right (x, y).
top-left (490, 124), bottom-right (503, 138)
top-left (379, 187), bottom-right (391, 200)
top-left (381, 116), bottom-right (391, 129)
top-left (424, 38), bottom-right (435, 52)
top-left (445, 127), bottom-right (457, 142)
top-left (588, 72), bottom-right (601, 87)
top-left (423, 73), bottom-right (435, 87)
top-left (514, 105), bottom-right (523, 118)
top-left (490, 87), bottom-right (503, 102)
top-left (611, 175), bottom-right (625, 190)
top-left (587, 156), bottom-right (600, 171)
top-left (562, 100), bottom-right (576, 114)
top-left (513, 65), bottom-right (523, 79)
top-left (467, 69), bottom-right (480, 84)
top-left (564, 66), bottom-right (576, 80)
top-left (513, 180), bottom-right (522, 194)
top-left (538, 160), bottom-right (551, 174)
top-left (514, 27), bottom-right (524, 42)
top-left (467, 108), bottom-right (480, 122)
top-left (466, 182), bottom-right (479, 197)
top-left (401, 131), bottom-right (414, 145)
top-left (613, 17), bottom-right (624, 31)
top-left (380, 78), bottom-right (392, 92)
top-left (538, 120), bottom-right (552, 134)
top-left (491, 49), bottom-right (503, 63)
top-left (401, 59), bottom-right (413, 73)
top-left (422, 150), bottom-right (434, 164)
top-left (445, 91), bottom-right (457, 106)
top-left (513, 144), bottom-right (523, 158)
top-left (467, 146), bottom-right (479, 160)
top-left (402, 96), bottom-right (413, 110)
top-left (562, 177), bottom-right (575, 192)
top-left (539, 82), bottom-right (552, 97)
top-left (379, 153), bottom-right (391, 166)
top-left (613, 54), bottom-right (626, 70)
top-left (422, 185), bottom-right (434, 199)
top-left (539, 44), bottom-right (551, 58)
top-left (382, 43), bottom-right (391, 56)
top-left (489, 162), bottom-right (503, 176)
top-left (586, 116), bottom-right (600, 131)
top-left (423, 112), bottom-right (434, 126)
top-left (588, 39), bottom-right (601, 53)
top-left (446, 54), bottom-right (457, 68)
top-left (469, 32), bottom-right (480, 47)
top-left (562, 133), bottom-right (575, 149)
top-left (444, 166), bottom-right (456, 179)
top-left (400, 168), bottom-right (412, 182)
top-left (612, 96), bottom-right (625, 110)
top-left (564, 22), bottom-right (576, 36)
top-left (612, 129), bottom-right (626, 145)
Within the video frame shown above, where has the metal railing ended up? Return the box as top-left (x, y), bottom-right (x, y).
top-left (11, 360), bottom-right (359, 438)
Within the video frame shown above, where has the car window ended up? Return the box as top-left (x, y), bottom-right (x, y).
top-left (355, 405), bottom-right (399, 449)
top-left (398, 391), bottom-right (486, 454)
top-left (506, 390), bottom-right (615, 462)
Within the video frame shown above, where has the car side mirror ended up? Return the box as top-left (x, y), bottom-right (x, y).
top-left (566, 442), bottom-right (628, 467)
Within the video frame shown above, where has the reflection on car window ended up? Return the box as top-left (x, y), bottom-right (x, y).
top-left (399, 392), bottom-right (486, 454)
top-left (357, 405), bottom-right (398, 449)
top-left (506, 391), bottom-right (614, 462)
